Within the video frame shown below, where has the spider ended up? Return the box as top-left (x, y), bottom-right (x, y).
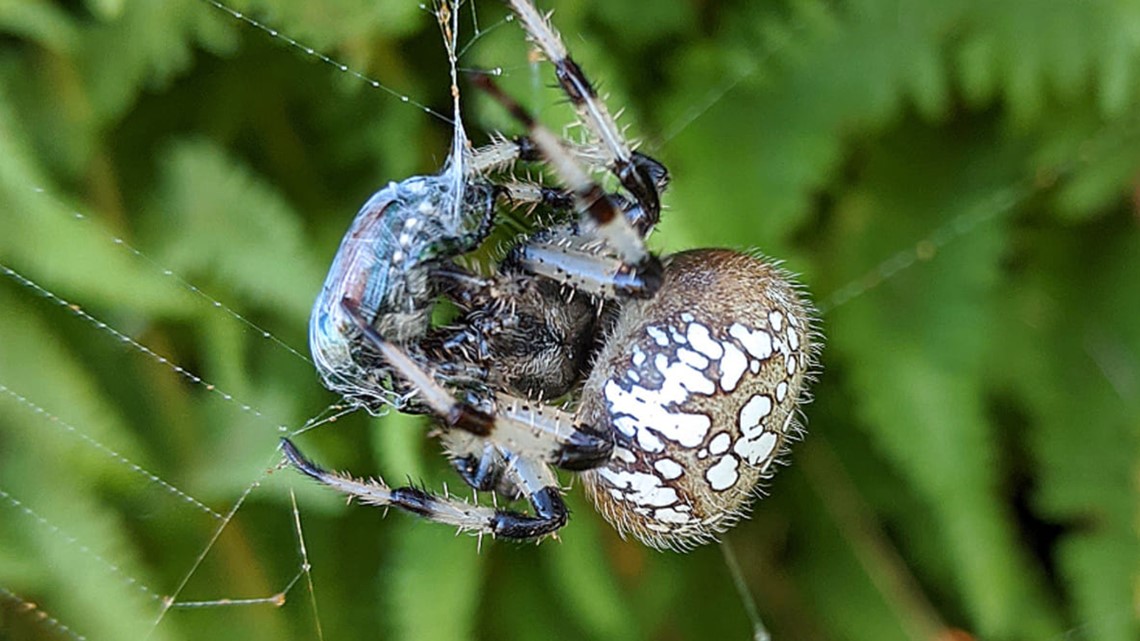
top-left (283, 0), bottom-right (819, 551)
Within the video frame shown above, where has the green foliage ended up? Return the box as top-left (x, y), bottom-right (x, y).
top-left (1, 0), bottom-right (1138, 640)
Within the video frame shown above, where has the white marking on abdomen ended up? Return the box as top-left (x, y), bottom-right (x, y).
top-left (776, 381), bottom-right (788, 402)
top-left (739, 394), bottom-right (773, 438)
top-left (605, 379), bottom-right (712, 449)
top-left (708, 432), bottom-right (731, 455)
top-left (729, 323), bottom-right (773, 360)
top-left (719, 343), bottom-right (748, 392)
top-left (706, 454), bottom-right (740, 491)
top-left (677, 348), bottom-right (710, 370)
top-left (734, 431), bottom-right (778, 467)
top-left (687, 322), bottom-right (723, 359)
top-left (654, 458), bottom-right (684, 480)
top-left (597, 468), bottom-right (679, 507)
top-left (654, 507), bottom-right (694, 524)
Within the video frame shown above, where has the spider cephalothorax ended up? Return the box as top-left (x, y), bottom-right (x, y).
top-left (284, 0), bottom-right (819, 551)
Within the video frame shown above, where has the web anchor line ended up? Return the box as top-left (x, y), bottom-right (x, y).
top-left (0, 381), bottom-right (223, 520)
top-left (291, 488), bottom-right (326, 641)
top-left (147, 460), bottom-right (287, 636)
top-left (721, 539), bottom-right (770, 641)
top-left (144, 405), bottom-right (351, 637)
top-left (0, 262), bottom-right (292, 436)
top-left (818, 184), bottom-right (1028, 314)
top-left (818, 111), bottom-right (1140, 314)
top-left (29, 188), bottom-right (312, 365)
top-left (0, 585), bottom-right (88, 641)
top-left (196, 0), bottom-right (453, 125)
top-left (0, 487), bottom-right (167, 605)
top-left (2, 477), bottom-right (313, 629)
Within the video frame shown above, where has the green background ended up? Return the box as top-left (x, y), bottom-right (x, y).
top-left (1, 0), bottom-right (1138, 640)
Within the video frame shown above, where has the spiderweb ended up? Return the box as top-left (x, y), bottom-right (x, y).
top-left (1, 1), bottom-right (1136, 640)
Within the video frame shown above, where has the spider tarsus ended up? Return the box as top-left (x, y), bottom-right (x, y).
top-left (488, 487), bottom-right (567, 539)
top-left (280, 438), bottom-right (326, 481)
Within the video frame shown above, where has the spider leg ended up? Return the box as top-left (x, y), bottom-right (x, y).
top-left (468, 137), bottom-right (618, 219)
top-left (507, 228), bottom-right (660, 298)
top-left (469, 135), bottom-right (659, 233)
top-left (493, 455), bottom-right (568, 539)
top-left (446, 436), bottom-right (508, 492)
top-left (473, 74), bottom-right (663, 298)
top-left (443, 432), bottom-right (537, 505)
top-left (434, 226), bottom-right (647, 312)
top-left (495, 180), bottom-right (575, 212)
top-left (492, 391), bottom-right (613, 470)
top-left (504, 0), bottom-right (667, 226)
top-left (340, 297), bottom-right (612, 469)
top-left (281, 439), bottom-right (567, 539)
top-left (469, 134), bottom-right (606, 176)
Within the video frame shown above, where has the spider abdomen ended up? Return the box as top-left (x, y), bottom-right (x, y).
top-left (580, 249), bottom-right (817, 550)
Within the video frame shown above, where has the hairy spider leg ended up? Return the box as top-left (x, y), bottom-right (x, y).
top-left (340, 298), bottom-right (612, 469)
top-left (468, 134), bottom-right (613, 175)
top-left (468, 135), bottom-right (649, 215)
top-left (281, 439), bottom-right (568, 539)
top-left (504, 0), bottom-right (667, 228)
top-left (460, 138), bottom-right (604, 227)
top-left (473, 74), bottom-right (664, 299)
top-left (501, 133), bottom-right (667, 235)
top-left (468, 130), bottom-right (666, 236)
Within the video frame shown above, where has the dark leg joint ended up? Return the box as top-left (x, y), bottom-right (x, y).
top-left (580, 186), bottom-right (617, 225)
top-left (626, 152), bottom-right (669, 232)
top-left (540, 187), bottom-right (574, 210)
top-left (613, 255), bottom-right (664, 298)
top-left (389, 487), bottom-right (436, 517)
top-left (513, 135), bottom-right (542, 161)
top-left (490, 487), bottom-right (568, 539)
top-left (447, 404), bottom-right (495, 436)
top-left (615, 160), bottom-right (660, 226)
top-left (632, 152), bottom-right (670, 191)
top-left (555, 58), bottom-right (595, 104)
top-left (555, 429), bottom-right (614, 471)
top-left (451, 453), bottom-right (500, 491)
